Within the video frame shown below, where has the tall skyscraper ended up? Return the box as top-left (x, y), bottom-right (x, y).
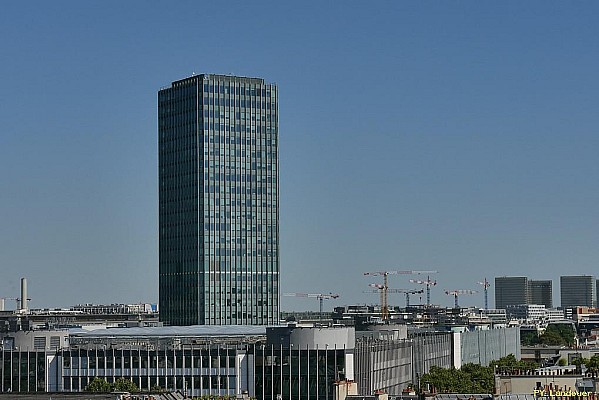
top-left (158, 74), bottom-right (279, 325)
top-left (528, 280), bottom-right (553, 308)
top-left (495, 276), bottom-right (529, 309)
top-left (561, 275), bottom-right (596, 308)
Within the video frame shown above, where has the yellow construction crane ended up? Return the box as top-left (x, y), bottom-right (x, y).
top-left (283, 292), bottom-right (340, 319)
top-left (363, 270), bottom-right (437, 321)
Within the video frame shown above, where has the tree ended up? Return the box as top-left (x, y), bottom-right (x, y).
top-left (572, 357), bottom-right (588, 373)
top-left (420, 364), bottom-right (494, 393)
top-left (461, 363), bottom-right (495, 393)
top-left (584, 355), bottom-right (599, 374)
top-left (557, 358), bottom-right (567, 366)
top-left (538, 324), bottom-right (575, 347)
top-left (521, 332), bottom-right (540, 346)
top-left (86, 378), bottom-right (112, 392)
top-left (113, 378), bottom-right (139, 392)
top-left (540, 329), bottom-right (565, 346)
top-left (420, 355), bottom-right (538, 394)
top-left (492, 354), bottom-right (538, 371)
top-left (493, 354), bottom-right (519, 367)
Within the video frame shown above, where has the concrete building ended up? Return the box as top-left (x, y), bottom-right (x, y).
top-left (480, 309), bottom-right (508, 324)
top-left (545, 308), bottom-right (565, 322)
top-left (158, 74), bottom-right (279, 326)
top-left (0, 305), bottom-right (160, 334)
top-left (505, 304), bottom-right (546, 323)
top-left (454, 326), bottom-right (521, 368)
top-left (409, 329), bottom-right (453, 380)
top-left (354, 326), bottom-right (412, 395)
top-left (495, 277), bottom-right (529, 309)
top-left (0, 312), bottom-right (522, 398)
top-left (259, 325), bottom-right (355, 399)
top-left (70, 303), bottom-right (157, 315)
top-left (1, 323), bottom-right (409, 397)
top-left (561, 275), bottom-right (596, 308)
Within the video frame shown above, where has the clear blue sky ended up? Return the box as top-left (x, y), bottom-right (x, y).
top-left (1, 1), bottom-right (598, 311)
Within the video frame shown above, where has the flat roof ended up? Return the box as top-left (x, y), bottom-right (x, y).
top-left (69, 325), bottom-right (269, 338)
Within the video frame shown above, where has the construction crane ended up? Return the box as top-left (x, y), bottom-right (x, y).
top-left (283, 292), bottom-right (339, 319)
top-left (363, 270), bottom-right (437, 321)
top-left (477, 278), bottom-right (491, 310)
top-left (445, 290), bottom-right (478, 308)
top-left (366, 284), bottom-right (424, 307)
top-left (409, 276), bottom-right (438, 306)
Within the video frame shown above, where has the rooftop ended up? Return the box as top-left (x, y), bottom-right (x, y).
top-left (69, 324), bottom-right (269, 338)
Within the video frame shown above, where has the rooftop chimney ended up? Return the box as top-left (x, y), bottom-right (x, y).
top-left (20, 277), bottom-right (27, 312)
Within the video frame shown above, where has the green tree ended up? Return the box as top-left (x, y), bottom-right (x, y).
top-left (461, 363), bottom-right (495, 392)
top-left (112, 378), bottom-right (139, 392)
top-left (557, 358), bottom-right (567, 366)
top-left (572, 357), bottom-right (588, 373)
top-left (540, 329), bottom-right (565, 346)
top-left (420, 356), bottom-right (536, 394)
top-left (521, 332), bottom-right (540, 346)
top-left (585, 355), bottom-right (599, 374)
top-left (493, 354), bottom-right (519, 367)
top-left (539, 324), bottom-right (575, 346)
top-left (420, 364), bottom-right (494, 393)
top-left (86, 378), bottom-right (112, 392)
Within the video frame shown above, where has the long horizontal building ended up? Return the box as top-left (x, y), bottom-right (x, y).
top-left (0, 321), bottom-right (521, 398)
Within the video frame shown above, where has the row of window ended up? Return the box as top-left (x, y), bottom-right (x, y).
top-left (203, 83), bottom-right (275, 97)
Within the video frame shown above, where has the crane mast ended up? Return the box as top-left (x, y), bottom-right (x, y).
top-left (445, 289), bottom-right (478, 308)
top-left (366, 285), bottom-right (424, 308)
top-left (409, 275), bottom-right (438, 306)
top-left (364, 270), bottom-right (437, 321)
top-left (477, 278), bottom-right (491, 310)
top-left (283, 292), bottom-right (339, 320)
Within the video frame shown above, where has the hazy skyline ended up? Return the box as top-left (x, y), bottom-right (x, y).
top-left (1, 1), bottom-right (599, 311)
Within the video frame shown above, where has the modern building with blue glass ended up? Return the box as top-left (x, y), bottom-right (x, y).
top-left (158, 74), bottom-right (279, 325)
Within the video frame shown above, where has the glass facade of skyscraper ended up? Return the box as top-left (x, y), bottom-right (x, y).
top-left (158, 74), bottom-right (279, 325)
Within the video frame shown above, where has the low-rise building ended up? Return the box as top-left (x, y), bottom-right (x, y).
top-left (0, 304), bottom-right (523, 398)
top-left (506, 304), bottom-right (546, 323)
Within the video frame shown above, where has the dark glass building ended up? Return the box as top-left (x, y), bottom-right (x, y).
top-left (495, 276), bottom-right (529, 309)
top-left (528, 279), bottom-right (553, 308)
top-left (158, 74), bottom-right (279, 325)
top-left (561, 275), bottom-right (596, 308)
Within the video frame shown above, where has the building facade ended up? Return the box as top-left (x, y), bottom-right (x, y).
top-left (561, 275), bottom-right (596, 309)
top-left (158, 74), bottom-right (279, 325)
top-left (354, 335), bottom-right (411, 396)
top-left (505, 304), bottom-right (546, 323)
top-left (0, 323), bottom-right (522, 397)
top-left (409, 330), bottom-right (453, 380)
top-left (528, 280), bottom-right (552, 308)
top-left (495, 277), bottom-right (529, 309)
top-left (257, 325), bottom-right (355, 400)
top-left (457, 326), bottom-right (521, 367)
